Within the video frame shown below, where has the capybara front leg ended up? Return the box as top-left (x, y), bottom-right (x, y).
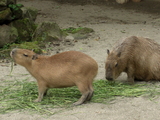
top-left (127, 67), bottom-right (135, 84)
top-left (34, 83), bottom-right (47, 102)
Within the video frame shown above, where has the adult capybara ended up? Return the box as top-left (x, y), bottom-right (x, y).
top-left (105, 36), bottom-right (160, 84)
top-left (10, 49), bottom-right (98, 105)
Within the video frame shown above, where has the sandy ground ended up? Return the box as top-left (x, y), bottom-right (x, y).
top-left (1, 0), bottom-right (160, 119)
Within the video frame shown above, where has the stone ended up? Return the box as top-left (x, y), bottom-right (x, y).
top-left (8, 3), bottom-right (23, 20)
top-left (116, 0), bottom-right (129, 4)
top-left (10, 18), bottom-right (37, 42)
top-left (0, 8), bottom-right (12, 24)
top-left (65, 35), bottom-right (74, 40)
top-left (0, 0), bottom-right (7, 7)
top-left (21, 7), bottom-right (38, 22)
top-left (72, 27), bottom-right (94, 39)
top-left (0, 24), bottom-right (18, 47)
top-left (33, 22), bottom-right (63, 43)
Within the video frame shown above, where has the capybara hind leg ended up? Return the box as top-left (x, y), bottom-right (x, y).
top-left (34, 83), bottom-right (47, 102)
top-left (86, 85), bottom-right (94, 101)
top-left (73, 84), bottom-right (90, 105)
top-left (44, 89), bottom-right (48, 96)
top-left (73, 92), bottom-right (89, 106)
top-left (86, 90), bottom-right (94, 101)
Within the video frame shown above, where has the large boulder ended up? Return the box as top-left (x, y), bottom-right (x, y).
top-left (21, 7), bottom-right (38, 22)
top-left (8, 3), bottom-right (23, 20)
top-left (33, 22), bottom-right (63, 44)
top-left (10, 18), bottom-right (37, 42)
top-left (0, 0), bottom-right (16, 7)
top-left (0, 0), bottom-right (22, 24)
top-left (0, 24), bottom-right (18, 48)
top-left (0, 8), bottom-right (12, 24)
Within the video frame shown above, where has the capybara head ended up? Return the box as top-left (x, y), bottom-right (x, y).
top-left (10, 49), bottom-right (38, 67)
top-left (105, 49), bottom-right (122, 81)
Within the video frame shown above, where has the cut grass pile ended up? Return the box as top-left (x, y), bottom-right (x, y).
top-left (0, 79), bottom-right (160, 115)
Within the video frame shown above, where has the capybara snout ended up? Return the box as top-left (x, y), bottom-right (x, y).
top-left (11, 49), bottom-right (38, 66)
top-left (11, 49), bottom-right (98, 105)
top-left (105, 49), bottom-right (121, 81)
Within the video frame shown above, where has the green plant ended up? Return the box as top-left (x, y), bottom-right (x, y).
top-left (8, 4), bottom-right (23, 20)
top-left (8, 4), bottom-right (23, 11)
top-left (1, 79), bottom-right (159, 115)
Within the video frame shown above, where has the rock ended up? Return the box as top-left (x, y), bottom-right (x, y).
top-left (0, 0), bottom-right (16, 6)
top-left (33, 22), bottom-right (63, 43)
top-left (63, 27), bottom-right (94, 40)
top-left (0, 8), bottom-right (12, 24)
top-left (10, 18), bottom-right (37, 42)
top-left (21, 7), bottom-right (38, 22)
top-left (8, 3), bottom-right (23, 20)
top-left (0, 24), bottom-right (18, 48)
top-left (0, 0), bottom-right (7, 7)
top-left (132, 0), bottom-right (141, 2)
top-left (72, 27), bottom-right (94, 39)
top-left (116, 0), bottom-right (129, 4)
top-left (7, 0), bottom-right (16, 4)
top-left (65, 35), bottom-right (74, 40)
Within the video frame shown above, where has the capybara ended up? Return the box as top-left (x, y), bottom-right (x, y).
top-left (105, 36), bottom-right (160, 84)
top-left (10, 49), bottom-right (98, 105)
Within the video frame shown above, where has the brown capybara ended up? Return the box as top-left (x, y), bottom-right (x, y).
top-left (10, 49), bottom-right (98, 105)
top-left (105, 36), bottom-right (160, 84)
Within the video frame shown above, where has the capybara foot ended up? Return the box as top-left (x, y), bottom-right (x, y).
top-left (34, 99), bottom-right (41, 102)
top-left (73, 101), bottom-right (84, 106)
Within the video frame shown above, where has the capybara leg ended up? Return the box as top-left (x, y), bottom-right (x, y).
top-left (86, 90), bottom-right (94, 101)
top-left (127, 67), bottom-right (135, 84)
top-left (86, 85), bottom-right (94, 101)
top-left (73, 84), bottom-right (90, 105)
top-left (34, 84), bottom-right (47, 102)
top-left (73, 92), bottom-right (89, 106)
top-left (44, 89), bottom-right (48, 96)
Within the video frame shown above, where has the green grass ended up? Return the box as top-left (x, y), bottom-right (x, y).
top-left (0, 79), bottom-right (160, 115)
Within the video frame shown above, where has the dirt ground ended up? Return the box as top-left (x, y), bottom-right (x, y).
top-left (1, 0), bottom-right (160, 119)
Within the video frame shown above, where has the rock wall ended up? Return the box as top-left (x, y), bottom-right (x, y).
top-left (0, 0), bottom-right (38, 48)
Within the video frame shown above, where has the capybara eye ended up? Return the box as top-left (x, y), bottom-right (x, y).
top-left (115, 63), bottom-right (118, 67)
top-left (23, 54), bottom-right (28, 57)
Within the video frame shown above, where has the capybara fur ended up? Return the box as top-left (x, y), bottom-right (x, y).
top-left (105, 36), bottom-right (160, 84)
top-left (10, 49), bottom-right (98, 105)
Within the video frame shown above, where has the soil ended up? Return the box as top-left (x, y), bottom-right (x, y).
top-left (1, 0), bottom-right (160, 119)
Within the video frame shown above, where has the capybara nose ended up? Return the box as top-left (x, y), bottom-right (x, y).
top-left (10, 49), bottom-right (17, 57)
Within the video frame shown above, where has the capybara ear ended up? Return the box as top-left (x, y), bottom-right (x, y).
top-left (107, 49), bottom-right (110, 55)
top-left (32, 54), bottom-right (38, 60)
top-left (117, 52), bottom-right (121, 57)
